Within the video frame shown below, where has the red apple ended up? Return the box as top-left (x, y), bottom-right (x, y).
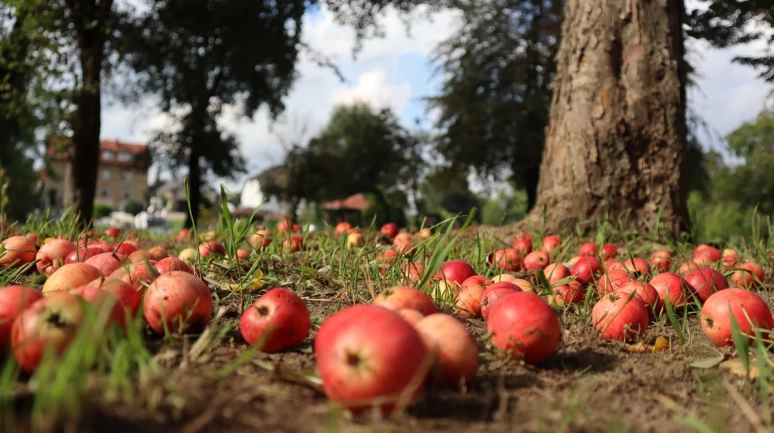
top-left (335, 221), bottom-right (352, 235)
top-left (462, 275), bottom-right (491, 287)
top-left (592, 292), bottom-right (648, 342)
top-left (487, 292), bottom-right (561, 364)
top-left (730, 262), bottom-right (765, 289)
top-left (415, 314), bottom-right (478, 385)
top-left (128, 250), bottom-right (157, 263)
top-left (36, 239), bottom-right (77, 275)
top-left (548, 281), bottom-right (585, 305)
top-left (250, 230), bottom-right (273, 250)
top-left (282, 236), bottom-right (303, 253)
top-left (0, 286), bottom-right (43, 353)
top-left (701, 288), bottom-right (773, 347)
top-left (314, 304), bottom-right (429, 414)
top-left (12, 293), bottom-right (85, 373)
top-left (380, 223), bottom-right (399, 239)
top-left (105, 227), bottom-right (122, 238)
top-left (616, 281), bottom-right (661, 313)
top-left (435, 260), bottom-right (476, 286)
top-left (542, 263), bottom-right (571, 286)
top-left (571, 256), bottom-right (602, 286)
top-left (64, 246), bottom-right (104, 265)
top-left (524, 250), bottom-right (550, 271)
top-left (481, 283), bottom-right (521, 320)
top-left (597, 269), bottom-right (633, 295)
top-left (74, 277), bottom-right (142, 327)
top-left (400, 262), bottom-right (425, 285)
top-left (579, 243), bottom-right (597, 257)
top-left (0, 236), bottom-right (38, 269)
top-left (649, 272), bottom-right (689, 312)
top-left (240, 288), bottom-right (310, 352)
top-left (85, 252), bottom-right (128, 276)
top-left (396, 309), bottom-right (425, 326)
top-left (512, 233), bottom-right (533, 255)
top-left (143, 271), bottom-right (212, 334)
top-left (542, 235), bottom-right (561, 254)
top-left (153, 257), bottom-right (195, 275)
top-left (373, 286), bottom-right (437, 316)
top-left (455, 284), bottom-right (486, 318)
top-left (113, 242), bottom-right (138, 256)
top-left (694, 245), bottom-right (721, 263)
top-left (42, 263), bottom-right (104, 295)
top-left (649, 251), bottom-right (672, 272)
top-left (489, 248), bottom-right (522, 271)
top-left (198, 241), bottom-right (226, 257)
top-left (684, 268), bottom-right (728, 303)
top-left (600, 244), bottom-right (617, 261)
top-left (622, 257), bottom-right (651, 277)
top-left (148, 246), bottom-right (169, 259)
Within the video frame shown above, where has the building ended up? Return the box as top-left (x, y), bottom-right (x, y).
top-left (320, 193), bottom-right (371, 226)
top-left (155, 177), bottom-right (220, 214)
top-left (239, 166), bottom-right (291, 216)
top-left (44, 139), bottom-right (151, 211)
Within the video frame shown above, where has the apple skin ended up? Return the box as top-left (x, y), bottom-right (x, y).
top-left (113, 242), bottom-right (138, 256)
top-left (380, 223), bottom-right (399, 239)
top-left (72, 277), bottom-right (142, 328)
top-left (486, 292), bottom-right (561, 364)
top-left (240, 288), bottom-right (311, 353)
top-left (0, 286), bottom-right (44, 354)
top-left (85, 252), bottom-right (128, 276)
top-left (524, 251), bottom-right (550, 271)
top-left (335, 222), bottom-right (353, 235)
top-left (579, 243), bottom-right (597, 257)
top-left (12, 293), bottom-right (86, 373)
top-left (250, 230), bottom-right (273, 250)
top-left (600, 244), bottom-right (617, 261)
top-left (373, 286), bottom-right (437, 316)
top-left (36, 240), bottom-right (77, 275)
top-left (42, 263), bottom-right (104, 295)
top-left (684, 268), bottom-right (729, 303)
top-left (542, 235), bottom-right (561, 254)
top-left (0, 236), bottom-right (38, 269)
top-left (282, 236), bottom-right (303, 253)
top-left (143, 271), bottom-right (213, 334)
top-left (314, 304), bottom-right (429, 414)
top-left (435, 260), bottom-right (477, 286)
top-left (415, 313), bottom-right (478, 385)
top-left (198, 241), bottom-right (226, 257)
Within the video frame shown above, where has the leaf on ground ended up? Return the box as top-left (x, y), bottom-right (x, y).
top-left (626, 336), bottom-right (669, 353)
top-left (720, 358), bottom-right (759, 380)
top-left (690, 355), bottom-right (724, 369)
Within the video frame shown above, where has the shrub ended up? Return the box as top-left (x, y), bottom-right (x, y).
top-left (93, 204), bottom-right (113, 219)
top-left (123, 200), bottom-right (145, 216)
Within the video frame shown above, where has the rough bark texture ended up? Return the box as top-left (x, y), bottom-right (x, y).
top-left (65, 0), bottom-right (114, 226)
top-left (516, 0), bottom-right (689, 236)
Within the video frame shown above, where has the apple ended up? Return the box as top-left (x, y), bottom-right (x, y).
top-left (579, 243), bottom-right (597, 257)
top-left (512, 233), bottom-right (532, 255)
top-left (542, 263), bottom-right (571, 286)
top-left (154, 257), bottom-right (195, 275)
top-left (346, 232), bottom-right (365, 249)
top-left (148, 246), bottom-right (169, 259)
top-left (415, 314), bottom-right (478, 385)
top-left (84, 252), bottom-right (127, 276)
top-left (693, 244), bottom-right (721, 263)
top-left (701, 289), bottom-right (773, 347)
top-left (176, 228), bottom-right (193, 241)
top-left (542, 235), bottom-right (561, 254)
top-left (12, 293), bottom-right (85, 373)
top-left (490, 274), bottom-right (519, 284)
top-left (127, 250), bottom-right (157, 263)
top-left (277, 219), bottom-right (301, 233)
top-left (0, 286), bottom-right (43, 353)
top-left (199, 241), bottom-right (226, 257)
top-left (314, 304), bottom-right (429, 414)
top-left (416, 228), bottom-right (432, 239)
top-left (511, 278), bottom-right (535, 293)
top-left (113, 242), bottom-right (138, 256)
top-left (649, 272), bottom-right (689, 312)
top-left (600, 244), bottom-right (617, 261)
top-left (143, 271), bottom-right (213, 334)
top-left (373, 286), bottom-right (437, 316)
top-left (649, 251), bottom-right (672, 272)
top-left (548, 281), bottom-right (585, 305)
top-left (240, 288), bottom-right (310, 352)
top-left (597, 269), bottom-right (632, 295)
top-left (436, 260), bottom-right (476, 286)
top-left (335, 221), bottom-right (352, 235)
top-left (489, 249), bottom-right (522, 271)
top-left (36, 239), bottom-right (77, 275)
top-left (112, 262), bottom-right (158, 292)
top-left (396, 309), bottom-right (425, 326)
top-left (684, 268), bottom-right (728, 303)
top-left (376, 249), bottom-right (399, 274)
top-left (455, 284), bottom-right (486, 318)
top-left (571, 256), bottom-right (602, 286)
top-left (282, 236), bottom-right (303, 253)
top-left (481, 283), bottom-right (521, 320)
top-left (400, 262), bottom-right (425, 285)
top-left (250, 230), bottom-right (273, 250)
top-left (380, 223), bottom-right (399, 239)
top-left (178, 248), bottom-right (197, 264)
top-left (622, 257), bottom-right (651, 277)
top-left (592, 292), bottom-right (648, 342)
top-left (105, 227), bottom-right (122, 238)
top-left (487, 292), bottom-right (561, 364)
top-left (73, 277), bottom-right (142, 327)
top-left (0, 236), bottom-right (38, 269)
top-left (462, 275), bottom-right (491, 287)
top-left (616, 281), bottom-right (661, 313)
top-left (730, 262), bottom-right (765, 289)
top-left (524, 250), bottom-right (550, 271)
top-left (42, 263), bottom-right (104, 295)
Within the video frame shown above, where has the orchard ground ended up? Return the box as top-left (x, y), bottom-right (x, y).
top-left (2, 213), bottom-right (774, 433)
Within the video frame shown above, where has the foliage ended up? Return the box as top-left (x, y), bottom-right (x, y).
top-left (123, 200), bottom-right (144, 216)
top-left (429, 0), bottom-right (560, 209)
top-left (93, 203), bottom-right (113, 219)
top-left (480, 185), bottom-right (528, 226)
top-left (122, 0), bottom-right (311, 227)
top-left (418, 167), bottom-right (480, 221)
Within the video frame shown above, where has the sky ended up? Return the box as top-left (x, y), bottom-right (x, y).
top-left (100, 3), bottom-right (772, 196)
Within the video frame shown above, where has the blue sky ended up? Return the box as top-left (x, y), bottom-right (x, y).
top-left (101, 4), bottom-right (771, 193)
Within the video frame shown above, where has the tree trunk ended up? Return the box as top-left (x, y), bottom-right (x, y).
top-left (372, 189), bottom-right (391, 223)
top-left (185, 147), bottom-right (202, 229)
top-left (71, 45), bottom-right (102, 225)
top-left (520, 0), bottom-right (689, 235)
top-left (524, 165), bottom-right (540, 211)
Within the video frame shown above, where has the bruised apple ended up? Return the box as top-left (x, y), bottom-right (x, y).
top-left (314, 304), bottom-right (429, 414)
top-left (701, 289), bottom-right (773, 347)
top-left (143, 272), bottom-right (213, 334)
top-left (240, 288), bottom-right (311, 352)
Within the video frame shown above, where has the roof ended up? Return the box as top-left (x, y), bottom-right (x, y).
top-left (47, 137), bottom-right (151, 168)
top-left (320, 194), bottom-right (371, 211)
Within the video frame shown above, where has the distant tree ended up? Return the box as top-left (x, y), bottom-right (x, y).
top-left (123, 200), bottom-right (144, 215)
top-left (93, 203), bottom-right (113, 219)
top-left (429, 0), bottom-right (561, 210)
top-left (480, 185), bottom-right (528, 226)
top-left (123, 0), bottom-right (309, 228)
top-left (419, 167), bottom-right (480, 220)
top-left (300, 103), bottom-right (420, 221)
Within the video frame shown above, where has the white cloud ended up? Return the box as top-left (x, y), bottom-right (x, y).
top-left (332, 70), bottom-right (412, 113)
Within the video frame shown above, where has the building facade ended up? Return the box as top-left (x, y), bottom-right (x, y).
top-left (44, 139), bottom-right (151, 211)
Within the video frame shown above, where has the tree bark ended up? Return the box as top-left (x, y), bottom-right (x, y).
top-left (66, 0), bottom-right (114, 226)
top-left (518, 0), bottom-right (689, 235)
top-left (185, 146), bottom-right (202, 229)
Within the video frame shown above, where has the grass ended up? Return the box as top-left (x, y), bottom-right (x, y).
top-left (1, 195), bottom-right (774, 432)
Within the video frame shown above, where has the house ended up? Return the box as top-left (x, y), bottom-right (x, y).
top-left (238, 166), bottom-right (291, 217)
top-left (320, 193), bottom-right (371, 226)
top-left (44, 139), bottom-right (151, 211)
top-left (155, 177), bottom-right (219, 213)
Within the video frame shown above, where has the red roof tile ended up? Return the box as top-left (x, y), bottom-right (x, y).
top-left (47, 137), bottom-right (151, 168)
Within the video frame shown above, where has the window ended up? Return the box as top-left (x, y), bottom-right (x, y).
top-left (102, 168), bottom-right (111, 180)
top-left (101, 186), bottom-right (109, 198)
top-left (102, 150), bottom-right (115, 160)
top-left (124, 170), bottom-right (133, 182)
top-left (117, 152), bottom-right (133, 162)
top-left (124, 188), bottom-right (131, 199)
